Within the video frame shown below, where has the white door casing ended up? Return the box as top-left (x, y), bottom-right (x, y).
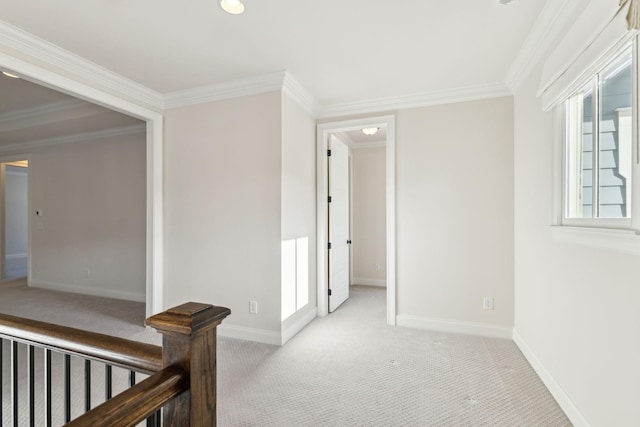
top-left (328, 136), bottom-right (350, 312)
top-left (316, 115), bottom-right (396, 325)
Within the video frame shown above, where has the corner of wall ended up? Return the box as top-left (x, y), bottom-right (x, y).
top-left (512, 329), bottom-right (592, 427)
top-left (217, 305), bottom-right (317, 346)
top-left (281, 304), bottom-right (317, 345)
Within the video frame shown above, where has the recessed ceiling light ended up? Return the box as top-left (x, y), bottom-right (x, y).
top-left (220, 0), bottom-right (245, 14)
top-left (2, 71), bottom-right (20, 79)
top-left (498, 0), bottom-right (519, 5)
top-left (362, 127), bottom-right (379, 136)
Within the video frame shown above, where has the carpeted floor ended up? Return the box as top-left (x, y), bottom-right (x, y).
top-left (0, 283), bottom-right (571, 426)
top-left (2, 257), bottom-right (27, 281)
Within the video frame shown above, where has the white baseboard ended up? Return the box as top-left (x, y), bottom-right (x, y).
top-left (29, 280), bottom-right (145, 303)
top-left (281, 306), bottom-right (317, 345)
top-left (217, 324), bottom-right (281, 346)
top-left (513, 330), bottom-right (591, 427)
top-left (219, 307), bottom-right (317, 346)
top-left (6, 253), bottom-right (27, 260)
top-left (352, 277), bottom-right (387, 287)
top-left (396, 314), bottom-right (513, 339)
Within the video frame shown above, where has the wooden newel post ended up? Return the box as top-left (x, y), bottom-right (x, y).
top-left (146, 302), bottom-right (231, 426)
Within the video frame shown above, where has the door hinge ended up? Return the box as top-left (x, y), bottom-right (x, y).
top-left (327, 149), bottom-right (332, 156)
top-left (328, 289), bottom-right (332, 296)
top-left (328, 196), bottom-right (332, 203)
top-left (328, 242), bottom-right (332, 250)
top-left (347, 240), bottom-right (352, 244)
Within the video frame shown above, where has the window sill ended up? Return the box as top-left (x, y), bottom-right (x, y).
top-left (550, 226), bottom-right (640, 256)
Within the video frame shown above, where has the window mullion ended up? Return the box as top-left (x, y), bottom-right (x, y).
top-left (592, 75), bottom-right (600, 218)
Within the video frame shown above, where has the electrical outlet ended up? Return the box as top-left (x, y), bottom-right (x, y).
top-left (374, 263), bottom-right (381, 272)
top-left (249, 300), bottom-right (258, 314)
top-left (483, 297), bottom-right (494, 310)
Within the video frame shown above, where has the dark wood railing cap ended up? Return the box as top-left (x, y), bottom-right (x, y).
top-left (145, 302), bottom-right (231, 336)
top-left (0, 313), bottom-right (162, 374)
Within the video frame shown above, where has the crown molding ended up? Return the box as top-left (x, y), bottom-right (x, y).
top-left (163, 71), bottom-right (508, 117)
top-left (317, 82), bottom-right (512, 119)
top-left (0, 19), bottom-right (518, 120)
top-left (164, 71), bottom-right (288, 109)
top-left (0, 20), bottom-right (164, 110)
top-left (0, 124), bottom-right (145, 154)
top-left (0, 99), bottom-right (106, 132)
top-left (163, 70), bottom-right (323, 112)
top-left (282, 72), bottom-right (322, 116)
top-left (504, 0), bottom-right (586, 92)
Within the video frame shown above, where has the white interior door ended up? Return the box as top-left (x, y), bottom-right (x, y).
top-left (328, 136), bottom-right (350, 312)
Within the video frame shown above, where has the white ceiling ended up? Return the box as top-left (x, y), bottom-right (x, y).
top-left (0, 0), bottom-right (547, 106)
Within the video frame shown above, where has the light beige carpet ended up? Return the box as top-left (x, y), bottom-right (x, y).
top-left (1, 284), bottom-right (572, 426)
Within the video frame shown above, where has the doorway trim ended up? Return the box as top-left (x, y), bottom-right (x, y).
top-left (0, 155), bottom-right (30, 281)
top-left (0, 50), bottom-right (164, 317)
top-left (316, 115), bottom-right (396, 325)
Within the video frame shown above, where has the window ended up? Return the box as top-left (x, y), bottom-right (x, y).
top-left (546, 4), bottom-right (640, 254)
top-left (563, 44), bottom-right (634, 226)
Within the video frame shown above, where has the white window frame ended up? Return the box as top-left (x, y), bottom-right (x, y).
top-left (551, 36), bottom-right (640, 255)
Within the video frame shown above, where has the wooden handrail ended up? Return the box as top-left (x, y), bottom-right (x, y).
top-left (0, 302), bottom-right (231, 426)
top-left (65, 366), bottom-right (187, 427)
top-left (0, 313), bottom-right (162, 374)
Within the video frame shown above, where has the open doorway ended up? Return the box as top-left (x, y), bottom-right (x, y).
top-left (326, 131), bottom-right (387, 314)
top-left (0, 61), bottom-right (163, 316)
top-left (349, 136), bottom-right (387, 289)
top-left (317, 115), bottom-right (396, 325)
top-left (1, 159), bottom-right (28, 280)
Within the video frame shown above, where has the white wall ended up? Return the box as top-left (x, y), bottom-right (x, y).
top-left (351, 146), bottom-right (386, 286)
top-left (395, 97), bottom-right (515, 335)
top-left (5, 166), bottom-right (28, 258)
top-left (280, 93), bottom-right (317, 336)
top-left (164, 92), bottom-right (283, 337)
top-left (29, 133), bottom-right (146, 301)
top-left (514, 62), bottom-right (640, 426)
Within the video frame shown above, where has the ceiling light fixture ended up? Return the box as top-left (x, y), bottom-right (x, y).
top-left (362, 127), bottom-right (379, 136)
top-left (2, 71), bottom-right (20, 79)
top-left (220, 0), bottom-right (245, 14)
top-left (498, 0), bottom-right (518, 5)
